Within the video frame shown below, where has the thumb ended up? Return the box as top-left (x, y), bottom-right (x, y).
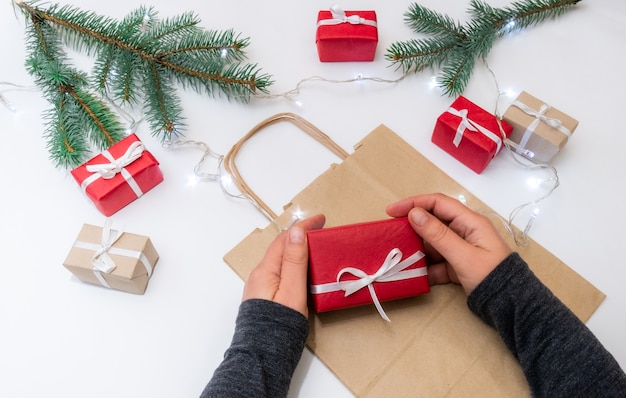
top-left (408, 208), bottom-right (469, 266)
top-left (274, 226), bottom-right (310, 316)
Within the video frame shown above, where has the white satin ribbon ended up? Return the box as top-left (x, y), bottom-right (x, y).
top-left (511, 100), bottom-right (572, 154)
top-left (80, 140), bottom-right (145, 198)
top-left (317, 4), bottom-right (377, 28)
top-left (310, 249), bottom-right (426, 322)
top-left (447, 107), bottom-right (503, 154)
top-left (73, 219), bottom-right (153, 288)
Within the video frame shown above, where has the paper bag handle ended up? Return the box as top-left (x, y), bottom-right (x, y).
top-left (224, 112), bottom-right (349, 222)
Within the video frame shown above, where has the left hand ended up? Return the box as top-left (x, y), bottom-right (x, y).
top-left (242, 214), bottom-right (326, 317)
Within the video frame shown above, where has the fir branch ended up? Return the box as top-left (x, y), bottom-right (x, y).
top-left (462, 17), bottom-right (499, 60)
top-left (63, 85), bottom-right (125, 148)
top-left (118, 6), bottom-right (156, 42)
top-left (24, 14), bottom-right (126, 166)
top-left (143, 62), bottom-right (183, 136)
top-left (157, 30), bottom-right (250, 63)
top-left (18, 3), bottom-right (266, 94)
top-left (438, 47), bottom-right (477, 96)
top-left (141, 11), bottom-right (200, 46)
top-left (387, 0), bottom-right (581, 96)
top-left (15, 1), bottom-right (273, 167)
top-left (387, 36), bottom-right (460, 72)
top-left (33, 3), bottom-right (122, 56)
top-left (44, 102), bottom-right (90, 169)
top-left (19, 2), bottom-right (272, 101)
top-left (110, 51), bottom-right (143, 104)
top-left (403, 3), bottom-right (466, 40)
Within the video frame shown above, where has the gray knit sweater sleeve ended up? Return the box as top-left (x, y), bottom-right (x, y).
top-left (200, 299), bottom-right (309, 398)
top-left (468, 252), bottom-right (626, 397)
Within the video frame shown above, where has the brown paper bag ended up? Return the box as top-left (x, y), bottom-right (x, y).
top-left (223, 114), bottom-right (604, 397)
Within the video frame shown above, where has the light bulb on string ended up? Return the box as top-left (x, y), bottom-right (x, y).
top-left (527, 177), bottom-right (542, 189)
top-left (140, 12), bottom-right (150, 31)
top-left (283, 208), bottom-right (305, 230)
top-left (0, 93), bottom-right (16, 112)
top-left (220, 172), bottom-right (238, 193)
top-left (500, 87), bottom-right (518, 99)
top-left (291, 97), bottom-right (304, 108)
top-left (501, 18), bottom-right (517, 34)
top-left (428, 76), bottom-right (439, 90)
top-left (186, 175), bottom-right (199, 187)
top-left (292, 208), bottom-right (304, 220)
top-left (522, 208), bottom-right (540, 236)
top-left (220, 48), bottom-right (229, 59)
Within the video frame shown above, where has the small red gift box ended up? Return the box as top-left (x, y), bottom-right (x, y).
top-left (71, 134), bottom-right (164, 216)
top-left (432, 96), bottom-right (513, 174)
top-left (308, 217), bottom-right (429, 321)
top-left (316, 5), bottom-right (378, 62)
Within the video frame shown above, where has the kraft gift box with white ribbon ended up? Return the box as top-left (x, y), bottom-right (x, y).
top-left (63, 221), bottom-right (159, 294)
top-left (502, 91), bottom-right (578, 164)
top-left (432, 96), bottom-right (513, 174)
top-left (70, 133), bottom-right (164, 216)
top-left (315, 5), bottom-right (378, 62)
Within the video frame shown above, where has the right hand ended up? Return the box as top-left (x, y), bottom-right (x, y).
top-left (386, 193), bottom-right (512, 295)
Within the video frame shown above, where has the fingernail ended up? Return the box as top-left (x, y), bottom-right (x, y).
top-left (289, 226), bottom-right (305, 243)
top-left (410, 209), bottom-right (428, 227)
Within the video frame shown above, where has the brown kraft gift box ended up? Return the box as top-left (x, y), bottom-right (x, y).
top-left (63, 223), bottom-right (159, 294)
top-left (503, 91), bottom-right (579, 163)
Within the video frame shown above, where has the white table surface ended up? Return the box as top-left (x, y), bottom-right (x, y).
top-left (1, 0), bottom-right (624, 396)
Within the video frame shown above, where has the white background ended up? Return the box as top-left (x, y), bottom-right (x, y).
top-left (1, 0), bottom-right (624, 397)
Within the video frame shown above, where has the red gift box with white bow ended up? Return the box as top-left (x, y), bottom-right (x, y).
top-left (432, 96), bottom-right (513, 174)
top-left (315, 5), bottom-right (378, 62)
top-left (307, 217), bottom-right (429, 321)
top-left (70, 134), bottom-right (164, 216)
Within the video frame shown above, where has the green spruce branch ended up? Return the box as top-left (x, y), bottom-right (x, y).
top-left (386, 0), bottom-right (581, 96)
top-left (15, 1), bottom-right (272, 168)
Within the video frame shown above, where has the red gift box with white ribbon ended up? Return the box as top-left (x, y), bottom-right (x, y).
top-left (308, 217), bottom-right (429, 321)
top-left (432, 96), bottom-right (513, 174)
top-left (70, 134), bottom-right (164, 216)
top-left (315, 5), bottom-right (378, 62)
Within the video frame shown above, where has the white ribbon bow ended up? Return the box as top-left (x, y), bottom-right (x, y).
top-left (91, 218), bottom-right (123, 276)
top-left (317, 4), bottom-right (377, 28)
top-left (86, 141), bottom-right (144, 179)
top-left (311, 249), bottom-right (426, 322)
top-left (80, 140), bottom-right (145, 198)
top-left (512, 100), bottom-right (572, 155)
top-left (447, 107), bottom-right (503, 155)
